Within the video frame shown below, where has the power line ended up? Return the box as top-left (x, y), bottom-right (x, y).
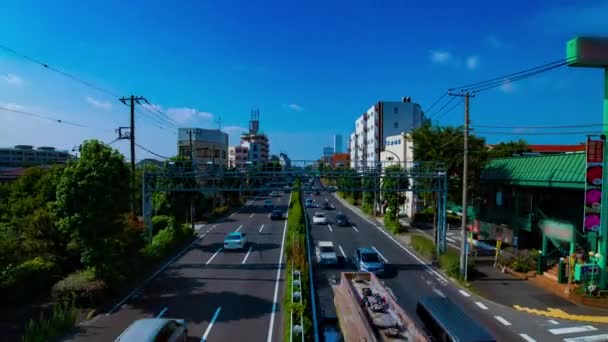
top-left (0, 44), bottom-right (119, 97)
top-left (449, 57), bottom-right (574, 92)
top-left (0, 105), bottom-right (114, 131)
top-left (427, 96), bottom-right (457, 119)
top-left (472, 62), bottom-right (569, 93)
top-left (423, 92), bottom-right (448, 114)
top-left (473, 123), bottom-right (607, 129)
top-left (141, 98), bottom-right (181, 127)
top-left (474, 130), bottom-right (602, 135)
top-left (434, 98), bottom-right (465, 121)
top-left (135, 143), bottom-right (170, 159)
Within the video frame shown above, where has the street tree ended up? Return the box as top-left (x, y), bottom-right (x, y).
top-left (487, 139), bottom-right (530, 158)
top-left (54, 140), bottom-right (130, 280)
top-left (381, 165), bottom-right (409, 231)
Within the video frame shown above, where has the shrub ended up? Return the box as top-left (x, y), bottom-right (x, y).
top-left (438, 251), bottom-right (461, 278)
top-left (152, 215), bottom-right (172, 232)
top-left (0, 257), bottom-right (57, 304)
top-left (413, 207), bottom-right (460, 226)
top-left (22, 300), bottom-right (78, 342)
top-left (410, 235), bottom-right (435, 260)
top-left (51, 269), bottom-right (107, 307)
top-left (361, 203), bottom-right (373, 215)
top-left (142, 226), bottom-right (177, 260)
top-left (383, 214), bottom-right (403, 234)
top-left (212, 206), bottom-right (231, 217)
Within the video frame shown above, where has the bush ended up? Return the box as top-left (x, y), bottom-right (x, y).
top-left (212, 206), bottom-right (231, 217)
top-left (383, 214), bottom-right (403, 233)
top-left (411, 235), bottom-right (435, 260)
top-left (438, 251), bottom-right (461, 278)
top-left (0, 257), bottom-right (57, 304)
top-left (141, 221), bottom-right (194, 262)
top-left (152, 215), bottom-right (172, 232)
top-left (22, 300), bottom-right (78, 342)
top-left (51, 269), bottom-right (107, 307)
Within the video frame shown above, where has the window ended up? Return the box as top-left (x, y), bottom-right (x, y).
top-left (394, 107), bottom-right (398, 114)
top-left (222, 151), bottom-right (226, 159)
top-left (154, 321), bottom-right (179, 342)
top-left (394, 122), bottom-right (399, 129)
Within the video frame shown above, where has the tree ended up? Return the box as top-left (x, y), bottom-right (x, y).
top-left (54, 140), bottom-right (130, 280)
top-left (488, 139), bottom-right (530, 158)
top-left (382, 165), bottom-right (409, 228)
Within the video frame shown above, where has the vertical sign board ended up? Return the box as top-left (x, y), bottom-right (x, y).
top-left (584, 137), bottom-right (605, 233)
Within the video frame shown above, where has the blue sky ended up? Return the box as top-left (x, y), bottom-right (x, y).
top-left (0, 0), bottom-right (607, 161)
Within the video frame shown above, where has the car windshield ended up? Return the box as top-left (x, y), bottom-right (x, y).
top-left (315, 213), bottom-right (325, 217)
top-left (337, 214), bottom-right (345, 220)
top-left (320, 246), bottom-right (334, 253)
top-left (272, 210), bottom-right (281, 214)
top-left (361, 252), bottom-right (381, 263)
top-left (227, 234), bottom-right (242, 240)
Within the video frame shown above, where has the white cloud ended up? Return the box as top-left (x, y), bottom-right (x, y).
top-left (499, 81), bottom-right (515, 93)
top-left (2, 73), bottom-right (23, 86)
top-left (430, 50), bottom-right (451, 64)
top-left (0, 102), bottom-right (25, 111)
top-left (284, 104), bottom-right (304, 112)
top-left (86, 96), bottom-right (112, 110)
top-left (166, 107), bottom-right (213, 124)
top-left (466, 56), bottom-right (479, 70)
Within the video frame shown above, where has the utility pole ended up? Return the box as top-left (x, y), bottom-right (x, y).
top-left (449, 90), bottom-right (475, 281)
top-left (188, 129), bottom-right (195, 230)
top-left (120, 95), bottom-right (145, 217)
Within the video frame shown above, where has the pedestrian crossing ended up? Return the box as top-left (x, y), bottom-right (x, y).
top-left (528, 319), bottom-right (608, 342)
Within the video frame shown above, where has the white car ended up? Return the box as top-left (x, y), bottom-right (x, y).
top-left (224, 232), bottom-right (248, 250)
top-left (312, 212), bottom-right (327, 224)
top-left (316, 241), bottom-right (338, 265)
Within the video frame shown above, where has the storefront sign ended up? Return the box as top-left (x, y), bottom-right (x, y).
top-left (584, 137), bottom-right (605, 232)
top-left (541, 220), bottom-right (574, 242)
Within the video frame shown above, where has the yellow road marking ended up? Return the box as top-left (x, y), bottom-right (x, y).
top-left (513, 305), bottom-right (608, 323)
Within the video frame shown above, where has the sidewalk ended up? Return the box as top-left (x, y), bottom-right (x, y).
top-left (331, 193), bottom-right (608, 321)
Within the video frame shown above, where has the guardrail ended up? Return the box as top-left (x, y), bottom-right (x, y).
top-left (302, 189), bottom-right (320, 342)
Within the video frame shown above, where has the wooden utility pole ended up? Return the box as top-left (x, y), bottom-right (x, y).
top-left (120, 95), bottom-right (145, 217)
top-left (449, 90), bottom-right (475, 280)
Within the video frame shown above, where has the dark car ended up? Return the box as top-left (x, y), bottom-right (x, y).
top-left (336, 213), bottom-right (348, 226)
top-left (321, 200), bottom-right (332, 210)
top-left (314, 190), bottom-right (321, 196)
top-left (270, 209), bottom-right (284, 220)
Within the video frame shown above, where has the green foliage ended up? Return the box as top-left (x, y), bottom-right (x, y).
top-left (508, 249), bottom-right (538, 273)
top-left (438, 250), bottom-right (461, 278)
top-left (141, 221), bottom-right (194, 262)
top-left (51, 269), bottom-right (107, 307)
top-left (54, 140), bottom-right (130, 281)
top-left (212, 205), bottom-right (231, 218)
top-left (22, 300), bottom-right (78, 342)
top-left (152, 215), bottom-right (172, 232)
top-left (411, 235), bottom-right (435, 260)
top-left (0, 257), bottom-right (57, 304)
top-left (383, 213), bottom-right (403, 233)
top-left (413, 207), bottom-right (461, 226)
top-left (488, 139), bottom-right (530, 159)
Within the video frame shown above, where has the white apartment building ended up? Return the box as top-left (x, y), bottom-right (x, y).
top-left (177, 128), bottom-right (229, 166)
top-left (380, 133), bottom-right (420, 218)
top-left (228, 145), bottom-right (249, 169)
top-left (349, 97), bottom-right (425, 169)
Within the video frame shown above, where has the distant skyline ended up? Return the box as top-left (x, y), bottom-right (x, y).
top-left (1, 0), bottom-right (607, 161)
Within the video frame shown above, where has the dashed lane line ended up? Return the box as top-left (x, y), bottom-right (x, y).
top-left (338, 245), bottom-right (346, 258)
top-left (564, 334), bottom-right (608, 342)
top-left (519, 334), bottom-right (536, 342)
top-left (475, 302), bottom-right (488, 310)
top-left (433, 288), bottom-right (446, 298)
top-left (156, 307), bottom-right (168, 318)
top-left (259, 224), bottom-right (265, 233)
top-left (250, 213), bottom-right (255, 218)
top-left (201, 306), bottom-right (222, 342)
top-left (241, 247), bottom-right (253, 264)
top-left (548, 326), bottom-right (598, 335)
top-left (371, 246), bottom-right (389, 263)
top-left (205, 248), bottom-right (222, 265)
top-left (548, 320), bottom-right (560, 325)
top-left (352, 225), bottom-right (359, 232)
top-left (236, 224), bottom-right (243, 232)
top-left (494, 316), bottom-right (512, 326)
top-left (327, 224), bottom-right (333, 232)
top-left (459, 290), bottom-right (471, 297)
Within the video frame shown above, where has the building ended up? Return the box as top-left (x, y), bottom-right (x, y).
top-left (0, 145), bottom-right (74, 167)
top-left (177, 128), bottom-right (229, 166)
top-left (487, 144), bottom-right (586, 156)
top-left (279, 153), bottom-right (291, 168)
top-left (240, 110), bottom-right (269, 166)
top-left (380, 133), bottom-right (419, 218)
top-left (331, 153), bottom-right (350, 167)
top-left (323, 146), bottom-right (334, 162)
top-left (228, 145), bottom-right (249, 169)
top-left (334, 134), bottom-right (343, 154)
top-left (349, 97), bottom-right (426, 168)
top-left (269, 154), bottom-right (280, 162)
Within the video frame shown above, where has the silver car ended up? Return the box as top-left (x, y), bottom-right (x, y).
top-left (115, 318), bottom-right (188, 342)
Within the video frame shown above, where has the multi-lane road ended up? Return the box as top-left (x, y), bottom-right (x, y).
top-left (65, 194), bottom-right (291, 342)
top-left (306, 180), bottom-right (608, 342)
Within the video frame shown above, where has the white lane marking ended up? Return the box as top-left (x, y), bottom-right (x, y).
top-left (415, 228), bottom-right (425, 234)
top-left (230, 213), bottom-right (235, 217)
top-left (548, 319), bottom-right (560, 325)
top-left (337, 195), bottom-right (449, 283)
top-left (259, 224), bottom-right (265, 233)
top-left (327, 224), bottom-right (333, 232)
top-left (352, 225), bottom-right (359, 232)
top-left (338, 245), bottom-right (346, 258)
top-left (371, 246), bottom-right (389, 263)
top-left (433, 288), bottom-right (446, 298)
top-left (212, 225), bottom-right (217, 228)
top-left (459, 290), bottom-right (471, 297)
top-left (494, 316), bottom-right (512, 326)
top-left (205, 248), bottom-right (222, 265)
top-left (519, 334), bottom-right (536, 342)
top-left (201, 306), bottom-right (222, 342)
top-left (156, 307), bottom-right (168, 318)
top-left (475, 302), bottom-right (488, 310)
top-left (250, 213), bottom-right (255, 218)
top-left (564, 334), bottom-right (608, 342)
top-left (236, 224), bottom-right (243, 232)
top-left (266, 193), bottom-right (291, 342)
top-left (107, 228), bottom-right (208, 315)
top-left (447, 237), bottom-right (457, 243)
top-left (242, 247), bottom-right (253, 264)
top-left (268, 213), bottom-right (271, 218)
top-left (549, 326), bottom-right (598, 335)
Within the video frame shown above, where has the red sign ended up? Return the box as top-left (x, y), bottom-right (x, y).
top-left (587, 139), bottom-right (604, 163)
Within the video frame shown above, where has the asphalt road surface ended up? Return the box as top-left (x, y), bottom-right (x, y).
top-left (64, 194), bottom-right (291, 342)
top-left (305, 182), bottom-right (608, 342)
